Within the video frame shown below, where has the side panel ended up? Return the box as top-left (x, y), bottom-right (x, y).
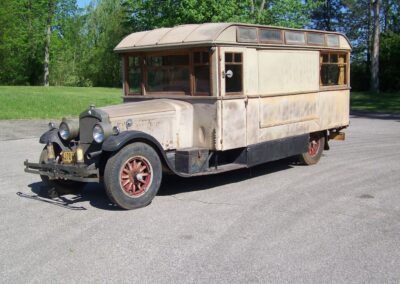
top-left (258, 93), bottom-right (320, 141)
top-left (247, 134), bottom-right (309, 167)
top-left (189, 100), bottom-right (219, 150)
top-left (244, 48), bottom-right (259, 95)
top-left (246, 97), bottom-right (259, 145)
top-left (252, 49), bottom-right (350, 143)
top-left (221, 99), bottom-right (247, 150)
top-left (258, 50), bottom-right (319, 95)
top-left (318, 90), bottom-right (350, 129)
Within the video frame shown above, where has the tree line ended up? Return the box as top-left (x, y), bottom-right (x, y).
top-left (0, 0), bottom-right (399, 92)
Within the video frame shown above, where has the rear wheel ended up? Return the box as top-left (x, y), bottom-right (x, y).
top-left (298, 132), bottom-right (325, 165)
top-left (104, 142), bottom-right (162, 210)
top-left (39, 148), bottom-right (86, 197)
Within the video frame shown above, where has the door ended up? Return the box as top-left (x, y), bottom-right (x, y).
top-left (219, 47), bottom-right (247, 150)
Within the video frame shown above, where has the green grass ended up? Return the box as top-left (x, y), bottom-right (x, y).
top-left (0, 86), bottom-right (122, 119)
top-left (1, 86), bottom-right (399, 119)
top-left (351, 91), bottom-right (400, 113)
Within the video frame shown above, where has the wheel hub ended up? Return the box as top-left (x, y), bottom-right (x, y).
top-left (120, 156), bottom-right (152, 197)
top-left (308, 134), bottom-right (321, 157)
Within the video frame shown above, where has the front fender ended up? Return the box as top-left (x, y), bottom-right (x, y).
top-left (102, 131), bottom-right (182, 176)
top-left (39, 129), bottom-right (69, 150)
top-left (102, 131), bottom-right (164, 152)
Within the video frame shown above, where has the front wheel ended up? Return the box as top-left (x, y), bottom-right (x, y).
top-left (104, 142), bottom-right (162, 210)
top-left (298, 132), bottom-right (325, 165)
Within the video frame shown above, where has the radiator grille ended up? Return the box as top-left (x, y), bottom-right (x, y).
top-left (79, 117), bottom-right (100, 144)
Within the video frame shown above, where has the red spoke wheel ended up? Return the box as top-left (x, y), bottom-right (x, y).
top-left (307, 133), bottom-right (321, 157)
top-left (104, 142), bottom-right (162, 210)
top-left (120, 156), bottom-right (153, 198)
top-left (298, 132), bottom-right (325, 165)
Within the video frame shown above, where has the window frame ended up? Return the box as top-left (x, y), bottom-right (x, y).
top-left (306, 32), bottom-right (326, 46)
top-left (259, 28), bottom-right (284, 44)
top-left (319, 52), bottom-right (349, 88)
top-left (192, 49), bottom-right (212, 96)
top-left (237, 27), bottom-right (258, 43)
top-left (123, 49), bottom-right (212, 97)
top-left (284, 31), bottom-right (306, 45)
top-left (224, 51), bottom-right (244, 96)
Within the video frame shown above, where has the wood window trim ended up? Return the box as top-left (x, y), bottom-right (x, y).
top-left (124, 49), bottom-right (213, 97)
top-left (319, 51), bottom-right (349, 88)
top-left (259, 28), bottom-right (284, 44)
top-left (124, 54), bottom-right (143, 96)
top-left (306, 32), bottom-right (326, 47)
top-left (237, 27), bottom-right (258, 43)
top-left (225, 52), bottom-right (244, 96)
top-left (123, 55), bottom-right (129, 96)
top-left (193, 50), bottom-right (212, 96)
top-left (284, 31), bottom-right (306, 45)
top-left (325, 34), bottom-right (340, 47)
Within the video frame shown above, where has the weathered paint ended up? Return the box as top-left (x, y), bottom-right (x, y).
top-left (115, 42), bottom-right (349, 153)
top-left (115, 23), bottom-right (351, 52)
top-left (100, 99), bottom-right (194, 150)
top-left (258, 50), bottom-right (319, 95)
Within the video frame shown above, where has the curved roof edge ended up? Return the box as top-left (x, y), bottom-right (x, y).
top-left (114, 23), bottom-right (351, 52)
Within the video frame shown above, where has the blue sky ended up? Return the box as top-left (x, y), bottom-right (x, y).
top-left (77, 0), bottom-right (91, 8)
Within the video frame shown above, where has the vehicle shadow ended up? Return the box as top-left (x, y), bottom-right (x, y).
top-left (159, 158), bottom-right (294, 195)
top-left (22, 158), bottom-right (295, 211)
top-left (23, 181), bottom-right (121, 211)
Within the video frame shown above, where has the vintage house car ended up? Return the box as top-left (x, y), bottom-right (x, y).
top-left (25, 23), bottom-right (351, 209)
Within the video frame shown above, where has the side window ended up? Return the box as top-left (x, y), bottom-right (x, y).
top-left (320, 53), bottom-right (347, 86)
top-left (193, 51), bottom-right (210, 94)
top-left (225, 52), bottom-right (243, 93)
top-left (146, 54), bottom-right (190, 93)
top-left (128, 56), bottom-right (141, 94)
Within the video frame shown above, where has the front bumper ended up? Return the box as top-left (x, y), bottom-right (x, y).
top-left (24, 160), bottom-right (100, 182)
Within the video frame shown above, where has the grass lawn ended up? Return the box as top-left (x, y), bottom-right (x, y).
top-left (0, 86), bottom-right (399, 120)
top-left (351, 91), bottom-right (400, 113)
top-left (0, 86), bottom-right (122, 119)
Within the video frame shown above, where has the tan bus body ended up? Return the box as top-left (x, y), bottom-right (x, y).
top-left (25, 23), bottom-right (350, 209)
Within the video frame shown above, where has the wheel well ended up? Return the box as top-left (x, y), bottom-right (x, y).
top-left (101, 138), bottom-right (171, 176)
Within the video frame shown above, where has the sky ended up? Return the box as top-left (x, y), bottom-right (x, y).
top-left (77, 0), bottom-right (91, 8)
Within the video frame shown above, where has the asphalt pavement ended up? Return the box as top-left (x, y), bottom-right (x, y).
top-left (0, 113), bottom-right (399, 283)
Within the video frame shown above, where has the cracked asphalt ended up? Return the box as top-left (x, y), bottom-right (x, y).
top-left (1, 113), bottom-right (400, 283)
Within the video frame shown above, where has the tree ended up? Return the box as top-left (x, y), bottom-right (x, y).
top-left (127, 0), bottom-right (318, 30)
top-left (370, 0), bottom-right (381, 92)
top-left (0, 0), bottom-right (47, 85)
top-left (44, 0), bottom-right (56, 86)
top-left (310, 0), bottom-right (344, 31)
top-left (79, 0), bottom-right (131, 86)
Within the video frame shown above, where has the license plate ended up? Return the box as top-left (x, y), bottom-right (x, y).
top-left (62, 151), bottom-right (76, 164)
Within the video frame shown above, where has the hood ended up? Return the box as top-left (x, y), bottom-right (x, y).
top-left (99, 99), bottom-right (192, 120)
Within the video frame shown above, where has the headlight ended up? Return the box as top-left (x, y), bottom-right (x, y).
top-left (92, 122), bottom-right (113, 143)
top-left (58, 119), bottom-right (79, 141)
top-left (93, 124), bottom-right (105, 143)
top-left (59, 122), bottom-right (70, 140)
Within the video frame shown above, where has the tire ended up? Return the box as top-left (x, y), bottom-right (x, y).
top-left (39, 148), bottom-right (86, 197)
top-left (298, 132), bottom-right (325, 165)
top-left (104, 142), bottom-right (162, 210)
